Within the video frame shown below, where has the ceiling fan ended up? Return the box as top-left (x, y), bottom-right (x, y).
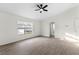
top-left (35, 4), bottom-right (48, 13)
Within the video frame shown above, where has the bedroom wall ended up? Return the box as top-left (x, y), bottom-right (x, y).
top-left (0, 11), bottom-right (40, 45)
top-left (0, 5), bottom-right (79, 45)
top-left (41, 6), bottom-right (79, 39)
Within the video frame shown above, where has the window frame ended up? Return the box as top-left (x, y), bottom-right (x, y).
top-left (17, 21), bottom-right (33, 35)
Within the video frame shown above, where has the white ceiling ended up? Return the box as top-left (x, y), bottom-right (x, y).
top-left (0, 3), bottom-right (78, 20)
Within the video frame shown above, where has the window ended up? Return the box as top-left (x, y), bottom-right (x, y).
top-left (17, 21), bottom-right (33, 35)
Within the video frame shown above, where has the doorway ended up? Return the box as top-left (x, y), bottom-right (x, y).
top-left (50, 22), bottom-right (55, 38)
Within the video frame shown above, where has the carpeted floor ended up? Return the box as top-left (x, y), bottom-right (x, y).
top-left (0, 37), bottom-right (79, 55)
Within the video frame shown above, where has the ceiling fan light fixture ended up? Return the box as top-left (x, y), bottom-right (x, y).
top-left (35, 3), bottom-right (48, 13)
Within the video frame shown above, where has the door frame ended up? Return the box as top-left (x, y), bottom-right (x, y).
top-left (49, 22), bottom-right (55, 38)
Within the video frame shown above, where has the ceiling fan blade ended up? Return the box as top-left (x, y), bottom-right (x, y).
top-left (43, 9), bottom-right (48, 11)
top-left (37, 4), bottom-right (41, 9)
top-left (43, 5), bottom-right (48, 9)
top-left (40, 4), bottom-right (43, 8)
top-left (35, 9), bottom-right (40, 11)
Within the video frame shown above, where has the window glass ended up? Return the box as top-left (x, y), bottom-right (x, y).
top-left (17, 21), bottom-right (33, 35)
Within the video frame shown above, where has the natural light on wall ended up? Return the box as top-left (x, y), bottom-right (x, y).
top-left (17, 21), bottom-right (33, 35)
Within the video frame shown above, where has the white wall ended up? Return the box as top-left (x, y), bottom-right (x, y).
top-left (41, 6), bottom-right (79, 39)
top-left (0, 11), bottom-right (40, 45)
top-left (1, 5), bottom-right (79, 45)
